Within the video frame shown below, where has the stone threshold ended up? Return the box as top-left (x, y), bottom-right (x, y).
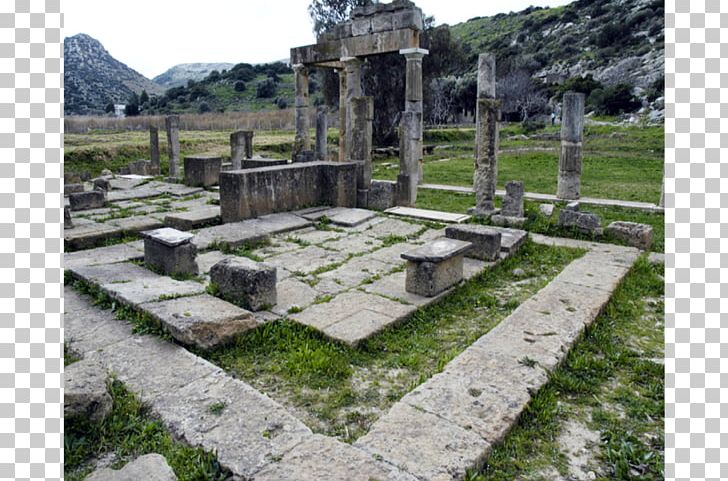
top-left (418, 183), bottom-right (664, 213)
top-left (65, 234), bottom-right (638, 480)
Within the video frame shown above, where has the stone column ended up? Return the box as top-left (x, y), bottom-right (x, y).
top-left (338, 69), bottom-right (346, 162)
top-left (230, 130), bottom-right (254, 170)
top-left (165, 115), bottom-right (180, 179)
top-left (341, 57), bottom-right (362, 162)
top-left (350, 97), bottom-right (374, 207)
top-left (557, 91), bottom-right (585, 200)
top-left (292, 63), bottom-right (310, 160)
top-left (396, 48), bottom-right (428, 206)
top-left (470, 53), bottom-right (500, 217)
top-left (659, 176), bottom-right (664, 207)
top-left (149, 125), bottom-right (160, 175)
top-left (315, 107), bottom-right (328, 161)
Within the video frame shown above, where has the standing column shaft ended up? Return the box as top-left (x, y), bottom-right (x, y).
top-left (315, 107), bottom-right (328, 161)
top-left (471, 53), bottom-right (500, 216)
top-left (230, 130), bottom-right (253, 170)
top-left (338, 69), bottom-right (346, 162)
top-left (341, 57), bottom-right (362, 162)
top-left (292, 64), bottom-right (310, 160)
top-left (149, 125), bottom-right (160, 175)
top-left (165, 115), bottom-right (180, 179)
top-left (350, 97), bottom-right (374, 207)
top-left (557, 91), bottom-right (585, 200)
top-left (396, 48), bottom-right (428, 207)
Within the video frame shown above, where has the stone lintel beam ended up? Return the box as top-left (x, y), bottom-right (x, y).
top-left (290, 28), bottom-right (420, 65)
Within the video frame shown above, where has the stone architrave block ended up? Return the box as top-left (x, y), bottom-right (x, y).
top-left (209, 257), bottom-right (277, 311)
top-left (142, 227), bottom-right (198, 277)
top-left (64, 359), bottom-right (112, 422)
top-left (85, 453), bottom-right (178, 481)
top-left (184, 156), bottom-right (222, 187)
top-left (401, 239), bottom-right (472, 297)
top-left (558, 208), bottom-right (602, 235)
top-left (69, 190), bottom-right (106, 211)
top-left (605, 221), bottom-right (654, 250)
top-left (445, 224), bottom-right (501, 261)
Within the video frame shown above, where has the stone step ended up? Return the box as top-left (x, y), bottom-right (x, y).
top-left (164, 206), bottom-right (221, 230)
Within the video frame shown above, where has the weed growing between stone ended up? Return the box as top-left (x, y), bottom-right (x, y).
top-left (467, 256), bottom-right (664, 481)
top-left (202, 241), bottom-right (584, 442)
top-left (64, 379), bottom-right (228, 481)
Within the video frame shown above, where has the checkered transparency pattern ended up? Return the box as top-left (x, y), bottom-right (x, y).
top-left (665, 1), bottom-right (726, 480)
top-left (1, 0), bottom-right (63, 480)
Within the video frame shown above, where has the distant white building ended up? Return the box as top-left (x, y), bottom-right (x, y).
top-left (114, 104), bottom-right (126, 118)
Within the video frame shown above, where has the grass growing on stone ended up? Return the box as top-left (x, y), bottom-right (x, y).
top-left (203, 241), bottom-right (584, 442)
top-left (466, 256), bottom-right (664, 481)
top-left (64, 379), bottom-right (228, 481)
top-left (414, 189), bottom-right (665, 253)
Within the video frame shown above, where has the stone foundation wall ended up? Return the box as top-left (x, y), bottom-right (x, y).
top-left (219, 162), bottom-right (357, 222)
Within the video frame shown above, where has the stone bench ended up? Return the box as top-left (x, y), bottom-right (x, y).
top-left (445, 224), bottom-right (502, 261)
top-left (184, 156), bottom-right (222, 187)
top-left (141, 227), bottom-right (198, 277)
top-left (401, 238), bottom-right (472, 297)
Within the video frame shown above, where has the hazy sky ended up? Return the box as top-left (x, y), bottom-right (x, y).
top-left (63, 0), bottom-right (575, 79)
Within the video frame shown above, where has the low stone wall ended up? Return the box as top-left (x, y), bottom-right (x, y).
top-left (219, 161), bottom-right (357, 222)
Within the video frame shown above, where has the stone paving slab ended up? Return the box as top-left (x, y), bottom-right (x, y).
top-left (356, 244), bottom-right (640, 480)
top-left (64, 222), bottom-right (124, 250)
top-left (271, 277), bottom-right (319, 316)
top-left (64, 242), bottom-right (144, 270)
top-left (480, 225), bottom-right (528, 254)
top-left (164, 206), bottom-right (221, 230)
top-left (324, 235), bottom-right (384, 255)
top-left (362, 217), bottom-right (424, 239)
top-left (384, 206), bottom-right (471, 223)
top-left (299, 206), bottom-right (349, 221)
top-left (265, 245), bottom-right (349, 276)
top-left (193, 213), bottom-right (311, 251)
top-left (106, 187), bottom-right (163, 202)
top-left (328, 208), bottom-right (378, 227)
top-left (140, 294), bottom-right (260, 349)
top-left (103, 277), bottom-right (206, 306)
top-left (107, 215), bottom-right (165, 233)
top-left (317, 256), bottom-right (393, 289)
top-left (252, 433), bottom-right (417, 481)
top-left (354, 402), bottom-right (491, 481)
top-left (282, 227), bottom-right (344, 245)
top-left (195, 250), bottom-right (231, 274)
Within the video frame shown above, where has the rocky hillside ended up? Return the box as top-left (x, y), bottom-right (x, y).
top-left (64, 34), bottom-right (164, 116)
top-left (153, 63), bottom-right (236, 89)
top-left (450, 0), bottom-right (664, 91)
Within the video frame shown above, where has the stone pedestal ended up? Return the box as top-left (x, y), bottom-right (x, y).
top-left (230, 130), bottom-right (254, 170)
top-left (315, 107), bottom-right (328, 161)
top-left (557, 92), bottom-right (585, 200)
top-left (210, 257), bottom-right (277, 311)
top-left (471, 53), bottom-right (499, 217)
top-left (149, 126), bottom-right (160, 175)
top-left (501, 180), bottom-right (525, 218)
top-left (142, 227), bottom-right (198, 277)
top-left (184, 156), bottom-right (222, 187)
top-left (293, 64), bottom-right (310, 160)
top-left (165, 115), bottom-right (181, 179)
top-left (401, 239), bottom-right (472, 297)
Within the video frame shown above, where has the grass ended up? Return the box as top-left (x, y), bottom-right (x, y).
top-left (413, 189), bottom-right (665, 253)
top-left (201, 241), bottom-right (584, 442)
top-left (64, 379), bottom-right (228, 481)
top-left (467, 256), bottom-right (664, 481)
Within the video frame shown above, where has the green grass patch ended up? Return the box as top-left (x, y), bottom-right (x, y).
top-left (65, 379), bottom-right (228, 481)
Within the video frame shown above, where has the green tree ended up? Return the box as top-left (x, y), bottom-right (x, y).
top-left (139, 90), bottom-right (149, 105)
top-left (125, 92), bottom-right (140, 116)
top-left (234, 81), bottom-right (247, 92)
top-left (104, 102), bottom-right (114, 114)
top-left (588, 83), bottom-right (641, 115)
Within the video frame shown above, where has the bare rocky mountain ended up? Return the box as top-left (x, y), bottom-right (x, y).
top-left (64, 34), bottom-right (164, 116)
top-left (153, 63), bottom-right (236, 89)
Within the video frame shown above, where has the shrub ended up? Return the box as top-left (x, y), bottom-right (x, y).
top-left (588, 83), bottom-right (641, 115)
top-left (522, 118), bottom-right (546, 133)
top-left (256, 79), bottom-right (277, 98)
top-left (234, 81), bottom-right (246, 92)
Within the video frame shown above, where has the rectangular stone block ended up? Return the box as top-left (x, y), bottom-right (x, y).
top-left (184, 156), bottom-right (222, 187)
top-left (69, 190), bottom-right (105, 211)
top-left (64, 183), bottom-right (84, 196)
top-left (367, 180), bottom-right (396, 210)
top-left (142, 228), bottom-right (198, 277)
top-left (164, 206), bottom-right (221, 231)
top-left (239, 159), bottom-right (288, 169)
top-left (445, 224), bottom-right (501, 261)
top-left (402, 239), bottom-right (471, 297)
top-left (210, 257), bottom-right (277, 311)
top-left (219, 162), bottom-right (357, 223)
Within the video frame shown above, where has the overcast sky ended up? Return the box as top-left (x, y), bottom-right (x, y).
top-left (63, 0), bottom-right (575, 79)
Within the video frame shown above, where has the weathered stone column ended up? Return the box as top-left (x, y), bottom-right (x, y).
top-left (396, 48), bottom-right (428, 206)
top-left (315, 106), bottom-right (328, 161)
top-left (149, 125), bottom-right (160, 175)
top-left (557, 91), bottom-right (585, 200)
top-left (341, 57), bottom-right (362, 162)
top-left (292, 63), bottom-right (310, 160)
top-left (659, 176), bottom-right (664, 207)
top-left (165, 115), bottom-right (180, 179)
top-left (350, 97), bottom-right (374, 207)
top-left (338, 69), bottom-right (347, 162)
top-left (470, 53), bottom-right (500, 217)
top-left (230, 130), bottom-right (254, 170)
